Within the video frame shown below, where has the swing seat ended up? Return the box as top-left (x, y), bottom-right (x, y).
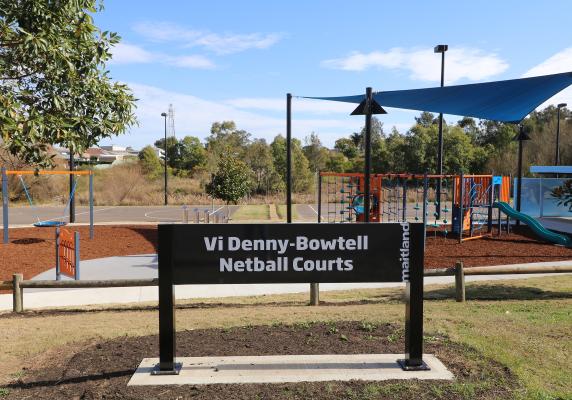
top-left (34, 221), bottom-right (67, 228)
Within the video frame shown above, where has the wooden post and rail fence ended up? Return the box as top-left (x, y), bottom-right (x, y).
top-left (2, 262), bottom-right (571, 313)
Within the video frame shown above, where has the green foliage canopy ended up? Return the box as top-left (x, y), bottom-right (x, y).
top-left (206, 153), bottom-right (252, 204)
top-left (138, 145), bottom-right (162, 178)
top-left (0, 0), bottom-right (137, 167)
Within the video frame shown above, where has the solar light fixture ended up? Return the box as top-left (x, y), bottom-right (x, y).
top-left (434, 44), bottom-right (448, 53)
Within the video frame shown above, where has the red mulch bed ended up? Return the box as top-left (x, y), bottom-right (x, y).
top-left (424, 228), bottom-right (572, 268)
top-left (0, 225), bottom-right (570, 284)
top-left (0, 225), bottom-right (157, 283)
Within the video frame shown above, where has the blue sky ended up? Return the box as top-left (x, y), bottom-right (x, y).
top-left (94, 0), bottom-right (572, 149)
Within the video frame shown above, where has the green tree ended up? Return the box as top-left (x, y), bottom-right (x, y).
top-left (206, 121), bottom-right (250, 152)
top-left (403, 123), bottom-right (435, 173)
top-left (138, 145), bottom-right (162, 178)
top-left (334, 138), bottom-right (359, 159)
top-left (351, 117), bottom-right (384, 151)
top-left (415, 112), bottom-right (438, 127)
top-left (0, 0), bottom-right (137, 167)
top-left (325, 151), bottom-right (350, 172)
top-left (243, 139), bottom-right (281, 193)
top-left (385, 127), bottom-right (407, 172)
top-left (443, 126), bottom-right (477, 173)
top-left (205, 121), bottom-right (251, 172)
top-left (206, 154), bottom-right (252, 204)
top-left (154, 137), bottom-right (179, 169)
top-left (271, 135), bottom-right (313, 193)
top-left (371, 136), bottom-right (390, 173)
top-left (177, 136), bottom-right (206, 172)
top-left (303, 132), bottom-right (328, 173)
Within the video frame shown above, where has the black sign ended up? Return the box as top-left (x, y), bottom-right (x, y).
top-left (159, 223), bottom-right (423, 285)
top-left (155, 222), bottom-right (427, 375)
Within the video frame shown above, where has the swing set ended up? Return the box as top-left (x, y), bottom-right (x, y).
top-left (1, 168), bottom-right (94, 244)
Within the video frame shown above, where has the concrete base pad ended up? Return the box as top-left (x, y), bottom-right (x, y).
top-left (128, 354), bottom-right (454, 386)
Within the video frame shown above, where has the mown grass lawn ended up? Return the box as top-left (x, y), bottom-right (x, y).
top-left (275, 204), bottom-right (298, 220)
top-left (231, 204), bottom-right (270, 220)
top-left (0, 275), bottom-right (570, 399)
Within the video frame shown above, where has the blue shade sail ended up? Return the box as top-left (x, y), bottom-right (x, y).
top-left (303, 72), bottom-right (572, 123)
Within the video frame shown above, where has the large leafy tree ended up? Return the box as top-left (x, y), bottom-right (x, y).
top-left (0, 0), bottom-right (137, 167)
top-left (205, 121), bottom-right (251, 172)
top-left (243, 138), bottom-right (281, 194)
top-left (177, 136), bottom-right (206, 172)
top-left (271, 135), bottom-right (313, 193)
top-left (303, 132), bottom-right (328, 173)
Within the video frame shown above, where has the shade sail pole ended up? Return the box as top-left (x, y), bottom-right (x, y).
top-left (286, 93), bottom-right (292, 223)
top-left (364, 87), bottom-right (372, 223)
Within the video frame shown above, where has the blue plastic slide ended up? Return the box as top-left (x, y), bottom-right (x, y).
top-left (494, 202), bottom-right (572, 247)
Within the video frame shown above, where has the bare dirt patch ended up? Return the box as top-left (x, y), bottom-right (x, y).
top-left (2, 321), bottom-right (520, 399)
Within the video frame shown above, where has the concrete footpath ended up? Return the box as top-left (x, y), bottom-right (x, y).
top-left (1, 255), bottom-right (570, 311)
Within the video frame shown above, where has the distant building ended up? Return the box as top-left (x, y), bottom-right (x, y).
top-left (100, 145), bottom-right (126, 152)
top-left (51, 145), bottom-right (140, 165)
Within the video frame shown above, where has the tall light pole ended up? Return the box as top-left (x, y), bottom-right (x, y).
top-left (556, 103), bottom-right (567, 167)
top-left (434, 44), bottom-right (448, 218)
top-left (161, 112), bottom-right (168, 206)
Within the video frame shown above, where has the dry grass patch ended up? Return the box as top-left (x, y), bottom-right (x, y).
top-left (0, 276), bottom-right (570, 398)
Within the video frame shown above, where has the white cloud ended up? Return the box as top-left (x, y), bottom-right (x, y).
top-left (322, 47), bottom-right (509, 84)
top-left (193, 32), bottom-right (283, 55)
top-left (132, 21), bottom-right (283, 55)
top-left (522, 47), bottom-right (572, 109)
top-left (110, 42), bottom-right (215, 69)
top-left (225, 97), bottom-right (355, 114)
top-left (165, 55), bottom-right (215, 69)
top-left (110, 43), bottom-right (154, 64)
top-left (121, 83), bottom-right (362, 149)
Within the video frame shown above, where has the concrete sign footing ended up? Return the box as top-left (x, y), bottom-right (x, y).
top-left (128, 354), bottom-right (454, 386)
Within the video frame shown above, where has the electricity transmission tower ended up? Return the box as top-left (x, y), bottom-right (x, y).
top-left (167, 104), bottom-right (176, 139)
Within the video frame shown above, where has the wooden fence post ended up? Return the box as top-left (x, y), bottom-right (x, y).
top-left (455, 261), bottom-right (465, 302)
top-left (13, 273), bottom-right (23, 312)
top-left (310, 283), bottom-right (319, 306)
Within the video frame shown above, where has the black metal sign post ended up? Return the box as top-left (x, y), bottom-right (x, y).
top-left (155, 222), bottom-right (427, 374)
top-left (154, 227), bottom-right (181, 374)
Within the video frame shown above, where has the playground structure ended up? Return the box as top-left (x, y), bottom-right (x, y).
top-left (318, 172), bottom-right (512, 243)
top-left (1, 168), bottom-right (94, 244)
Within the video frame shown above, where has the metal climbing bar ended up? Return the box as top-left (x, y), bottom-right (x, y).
top-left (5, 170), bottom-right (92, 176)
